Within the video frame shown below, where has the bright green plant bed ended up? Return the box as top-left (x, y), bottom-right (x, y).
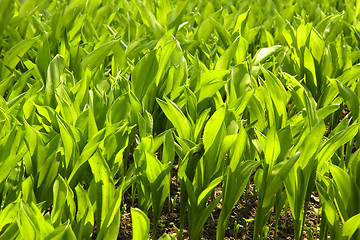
top-left (1, 0), bottom-right (360, 239)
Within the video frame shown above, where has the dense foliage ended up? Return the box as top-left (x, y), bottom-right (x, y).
top-left (1, 0), bottom-right (360, 239)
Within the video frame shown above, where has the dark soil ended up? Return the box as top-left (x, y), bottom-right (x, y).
top-left (3, 90), bottom-right (8, 99)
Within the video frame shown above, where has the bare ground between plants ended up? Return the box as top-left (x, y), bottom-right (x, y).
top-left (117, 166), bottom-right (321, 240)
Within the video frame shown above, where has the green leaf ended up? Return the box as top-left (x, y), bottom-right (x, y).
top-left (82, 40), bottom-right (117, 70)
top-left (17, 201), bottom-right (53, 239)
top-left (297, 22), bottom-right (312, 49)
top-left (253, 45), bottom-right (283, 65)
top-left (132, 51), bottom-right (159, 102)
top-left (342, 213), bottom-right (360, 238)
top-left (317, 104), bottom-right (340, 120)
top-left (143, 151), bottom-right (170, 238)
top-left (45, 55), bottom-right (65, 107)
top-left (6, 69), bottom-right (33, 101)
top-left (0, 201), bottom-right (18, 231)
top-left (263, 152), bottom-right (300, 209)
top-left (0, 0), bottom-right (14, 38)
top-left (304, 90), bottom-right (319, 129)
top-left (131, 208), bottom-right (150, 240)
top-left (158, 234), bottom-right (177, 240)
top-left (198, 80), bottom-right (228, 103)
top-left (68, 128), bottom-right (106, 187)
top-left (0, 128), bottom-right (24, 185)
top-left (125, 38), bottom-right (153, 59)
top-left (304, 47), bottom-right (317, 95)
top-left (329, 164), bottom-right (355, 221)
top-left (134, 0), bottom-right (165, 39)
top-left (88, 150), bottom-right (115, 229)
top-left (96, 188), bottom-right (122, 240)
top-left (181, 173), bottom-right (197, 208)
top-left (2, 38), bottom-right (37, 79)
top-left (339, 64), bottom-right (360, 86)
top-left (199, 70), bottom-right (229, 89)
top-left (228, 63), bottom-right (251, 103)
top-left (137, 110), bottom-right (153, 139)
top-left (264, 126), bottom-right (281, 172)
top-left (162, 130), bottom-right (175, 165)
top-left (36, 35), bottom-right (51, 81)
top-left (317, 124), bottom-right (359, 171)
top-left (247, 95), bottom-right (266, 131)
top-left (51, 175), bottom-right (69, 226)
top-left (74, 184), bottom-right (94, 240)
top-left (156, 97), bottom-right (192, 140)
top-left (296, 121), bottom-right (326, 167)
top-left (184, 86), bottom-right (198, 122)
top-left (167, 0), bottom-right (188, 29)
top-left (232, 9), bottom-right (250, 35)
top-left (107, 94), bottom-right (131, 124)
top-left (197, 176), bottom-right (222, 206)
top-left (57, 115), bottom-right (75, 172)
top-left (44, 221), bottom-right (77, 240)
top-left (0, 222), bottom-right (19, 240)
top-left (193, 194), bottom-right (222, 238)
top-left (260, 66), bottom-right (287, 127)
top-left (202, 106), bottom-right (226, 153)
top-left (217, 160), bottom-right (259, 240)
top-left (154, 40), bottom-right (177, 86)
top-left (197, 18), bottom-right (213, 42)
top-left (209, 17), bottom-right (232, 48)
top-left (331, 79), bottom-right (359, 120)
top-left (215, 37), bottom-right (239, 70)
top-left (310, 28), bottom-right (325, 63)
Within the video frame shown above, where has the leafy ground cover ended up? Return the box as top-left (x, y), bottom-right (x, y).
top-left (1, 0), bottom-right (360, 239)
